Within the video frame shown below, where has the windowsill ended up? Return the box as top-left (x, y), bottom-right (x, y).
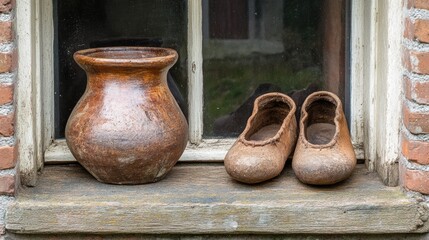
top-left (43, 139), bottom-right (366, 164)
top-left (6, 163), bottom-right (429, 235)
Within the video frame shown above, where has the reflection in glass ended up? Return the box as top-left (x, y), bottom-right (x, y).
top-left (54, 0), bottom-right (188, 138)
top-left (203, 0), bottom-right (346, 137)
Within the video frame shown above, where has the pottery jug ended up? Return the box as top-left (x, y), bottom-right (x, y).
top-left (66, 47), bottom-right (188, 184)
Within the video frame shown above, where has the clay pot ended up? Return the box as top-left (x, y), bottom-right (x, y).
top-left (224, 93), bottom-right (297, 184)
top-left (292, 91), bottom-right (356, 185)
top-left (66, 47), bottom-right (188, 184)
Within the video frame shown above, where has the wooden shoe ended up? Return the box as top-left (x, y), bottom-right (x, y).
top-left (224, 93), bottom-right (297, 184)
top-left (292, 91), bottom-right (356, 185)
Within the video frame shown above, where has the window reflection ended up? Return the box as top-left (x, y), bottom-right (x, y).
top-left (203, 0), bottom-right (346, 137)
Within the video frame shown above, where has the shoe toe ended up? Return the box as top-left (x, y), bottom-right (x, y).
top-left (225, 145), bottom-right (284, 184)
top-left (292, 151), bottom-right (355, 185)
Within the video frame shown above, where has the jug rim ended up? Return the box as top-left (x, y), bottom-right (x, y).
top-left (74, 46), bottom-right (178, 68)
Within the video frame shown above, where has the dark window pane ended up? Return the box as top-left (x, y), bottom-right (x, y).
top-left (54, 0), bottom-right (188, 138)
top-left (209, 0), bottom-right (249, 39)
top-left (203, 0), bottom-right (347, 137)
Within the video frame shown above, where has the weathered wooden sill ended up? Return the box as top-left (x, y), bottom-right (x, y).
top-left (6, 163), bottom-right (429, 235)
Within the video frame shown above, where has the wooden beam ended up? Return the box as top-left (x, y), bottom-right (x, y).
top-left (40, 0), bottom-right (55, 162)
top-left (6, 164), bottom-right (428, 234)
top-left (350, 0), bottom-right (365, 164)
top-left (362, 0), bottom-right (378, 172)
top-left (373, 0), bottom-right (403, 187)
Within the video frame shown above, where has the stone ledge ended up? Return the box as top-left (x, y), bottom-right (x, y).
top-left (5, 164), bottom-right (429, 235)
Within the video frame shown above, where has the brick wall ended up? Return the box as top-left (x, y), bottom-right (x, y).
top-left (0, 0), bottom-right (16, 235)
top-left (402, 0), bottom-right (429, 195)
top-left (0, 0), bottom-right (426, 236)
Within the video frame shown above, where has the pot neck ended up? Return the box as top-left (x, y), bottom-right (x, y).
top-left (86, 68), bottom-right (168, 88)
top-left (74, 47), bottom-right (178, 88)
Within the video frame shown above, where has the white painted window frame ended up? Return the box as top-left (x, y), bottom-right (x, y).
top-left (15, 0), bottom-right (402, 186)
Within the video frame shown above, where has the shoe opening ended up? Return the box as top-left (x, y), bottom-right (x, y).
top-left (244, 97), bottom-right (291, 142)
top-left (304, 99), bottom-right (337, 145)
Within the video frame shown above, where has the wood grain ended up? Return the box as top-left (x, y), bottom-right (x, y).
top-left (6, 164), bottom-right (428, 234)
top-left (16, 0), bottom-right (39, 186)
top-left (187, 0), bottom-right (204, 144)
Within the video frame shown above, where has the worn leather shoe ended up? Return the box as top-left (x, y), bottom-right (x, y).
top-left (224, 93), bottom-right (297, 184)
top-left (292, 91), bottom-right (356, 185)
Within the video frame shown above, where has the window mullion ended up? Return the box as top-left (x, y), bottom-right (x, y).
top-left (187, 0), bottom-right (204, 144)
top-left (350, 0), bottom-right (365, 158)
top-left (16, 0), bottom-right (39, 186)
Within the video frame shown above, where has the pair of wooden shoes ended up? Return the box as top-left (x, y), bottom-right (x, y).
top-left (224, 91), bottom-right (356, 185)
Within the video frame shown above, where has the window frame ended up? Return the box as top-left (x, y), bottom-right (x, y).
top-left (15, 0), bottom-right (402, 186)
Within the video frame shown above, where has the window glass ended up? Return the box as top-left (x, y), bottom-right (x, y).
top-left (54, 0), bottom-right (188, 138)
top-left (203, 0), bottom-right (346, 137)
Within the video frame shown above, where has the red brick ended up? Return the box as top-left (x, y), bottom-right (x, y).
top-left (0, 145), bottom-right (15, 170)
top-left (0, 0), bottom-right (13, 13)
top-left (0, 50), bottom-right (16, 73)
top-left (400, 162), bottom-right (429, 194)
top-left (407, 0), bottom-right (413, 9)
top-left (413, 81), bottom-right (429, 105)
top-left (0, 21), bottom-right (12, 43)
top-left (0, 83), bottom-right (12, 104)
top-left (410, 52), bottom-right (429, 74)
top-left (403, 48), bottom-right (412, 72)
top-left (404, 17), bottom-right (415, 40)
top-left (0, 112), bottom-right (13, 136)
top-left (404, 76), bottom-right (413, 101)
top-left (414, 19), bottom-right (429, 43)
top-left (415, 0), bottom-right (429, 10)
top-left (404, 77), bottom-right (429, 105)
top-left (403, 103), bottom-right (429, 134)
top-left (402, 133), bottom-right (429, 165)
top-left (0, 174), bottom-right (14, 195)
top-left (404, 17), bottom-right (429, 43)
top-left (406, 51), bottom-right (429, 74)
top-left (408, 0), bottom-right (429, 10)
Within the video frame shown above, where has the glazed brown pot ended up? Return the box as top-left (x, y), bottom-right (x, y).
top-left (66, 47), bottom-right (188, 184)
